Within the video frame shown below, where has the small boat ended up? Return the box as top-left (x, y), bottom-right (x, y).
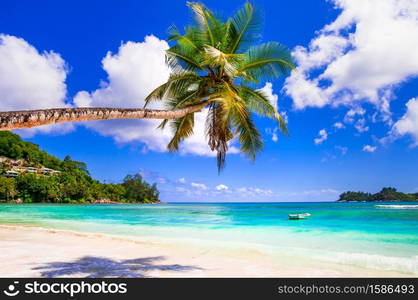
top-left (288, 213), bottom-right (311, 220)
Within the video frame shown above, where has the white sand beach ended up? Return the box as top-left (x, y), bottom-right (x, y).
top-left (0, 225), bottom-right (409, 278)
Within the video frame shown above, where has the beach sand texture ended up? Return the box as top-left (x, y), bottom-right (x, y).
top-left (0, 225), bottom-right (408, 278)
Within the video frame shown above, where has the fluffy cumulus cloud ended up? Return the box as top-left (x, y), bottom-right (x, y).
top-left (284, 0), bottom-right (418, 118)
top-left (0, 34), bottom-right (73, 135)
top-left (392, 97), bottom-right (418, 144)
top-left (314, 129), bottom-right (328, 145)
top-left (73, 36), bottom-right (172, 149)
top-left (74, 35), bottom-right (239, 156)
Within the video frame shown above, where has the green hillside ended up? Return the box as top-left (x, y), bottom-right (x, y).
top-left (0, 131), bottom-right (159, 204)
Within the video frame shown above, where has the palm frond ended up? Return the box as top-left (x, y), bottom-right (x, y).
top-left (228, 2), bottom-right (262, 53)
top-left (167, 113), bottom-right (195, 151)
top-left (156, 84), bottom-right (210, 130)
top-left (167, 25), bottom-right (200, 52)
top-left (145, 71), bottom-right (201, 106)
top-left (202, 46), bottom-right (244, 77)
top-left (238, 85), bottom-right (288, 135)
top-left (226, 100), bottom-right (263, 161)
top-left (167, 25), bottom-right (183, 41)
top-left (166, 45), bottom-right (203, 72)
top-left (213, 82), bottom-right (262, 161)
top-left (156, 86), bottom-right (209, 130)
top-left (237, 42), bottom-right (295, 82)
top-left (165, 88), bottom-right (206, 109)
top-left (187, 2), bottom-right (225, 47)
top-left (235, 113), bottom-right (263, 161)
top-left (206, 103), bottom-right (233, 171)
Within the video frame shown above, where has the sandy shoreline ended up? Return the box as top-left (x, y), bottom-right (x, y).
top-left (0, 224), bottom-right (410, 278)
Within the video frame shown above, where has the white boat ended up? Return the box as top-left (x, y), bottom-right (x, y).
top-left (288, 213), bottom-right (311, 220)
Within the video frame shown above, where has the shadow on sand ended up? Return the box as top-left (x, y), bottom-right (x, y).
top-left (33, 256), bottom-right (203, 278)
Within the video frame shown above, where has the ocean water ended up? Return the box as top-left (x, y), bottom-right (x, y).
top-left (1, 202), bottom-right (418, 275)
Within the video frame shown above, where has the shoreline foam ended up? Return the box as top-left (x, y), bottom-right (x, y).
top-left (375, 204), bottom-right (418, 209)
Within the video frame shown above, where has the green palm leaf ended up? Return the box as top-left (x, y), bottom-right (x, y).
top-left (238, 85), bottom-right (288, 134)
top-left (187, 2), bottom-right (225, 47)
top-left (228, 2), bottom-right (261, 53)
top-left (167, 113), bottom-right (195, 151)
top-left (228, 101), bottom-right (263, 161)
top-left (238, 42), bottom-right (295, 81)
top-left (145, 71), bottom-right (202, 106)
top-left (166, 45), bottom-right (203, 72)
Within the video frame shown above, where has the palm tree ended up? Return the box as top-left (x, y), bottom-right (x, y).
top-left (0, 2), bottom-right (294, 170)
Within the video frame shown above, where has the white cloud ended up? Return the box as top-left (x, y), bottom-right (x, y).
top-left (271, 128), bottom-right (279, 142)
top-left (0, 34), bottom-right (68, 110)
top-left (363, 145), bottom-right (377, 152)
top-left (176, 177), bottom-right (186, 184)
top-left (265, 127), bottom-right (279, 142)
top-left (259, 82), bottom-right (278, 110)
top-left (333, 122), bottom-right (345, 129)
top-left (354, 118), bottom-right (369, 133)
top-left (0, 34), bottom-right (74, 135)
top-left (344, 107), bottom-right (365, 123)
top-left (73, 36), bottom-right (171, 150)
top-left (314, 129), bottom-right (328, 145)
top-left (15, 123), bottom-right (74, 138)
top-left (284, 0), bottom-right (418, 117)
top-left (392, 97), bottom-right (418, 145)
top-left (215, 184), bottom-right (228, 191)
top-left (191, 182), bottom-right (208, 190)
top-left (74, 35), bottom-right (238, 157)
top-left (342, 106), bottom-right (369, 133)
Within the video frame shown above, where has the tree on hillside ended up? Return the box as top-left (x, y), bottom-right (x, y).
top-left (0, 177), bottom-right (17, 201)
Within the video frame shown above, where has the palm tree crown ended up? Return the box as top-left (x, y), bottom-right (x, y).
top-left (146, 1), bottom-right (295, 171)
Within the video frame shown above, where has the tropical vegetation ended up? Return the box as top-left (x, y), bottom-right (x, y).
top-left (0, 132), bottom-right (159, 203)
top-left (337, 187), bottom-right (418, 202)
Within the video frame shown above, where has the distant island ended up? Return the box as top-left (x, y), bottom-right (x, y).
top-left (0, 132), bottom-right (159, 204)
top-left (337, 187), bottom-right (418, 202)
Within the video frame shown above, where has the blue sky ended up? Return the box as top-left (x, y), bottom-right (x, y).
top-left (1, 0), bottom-right (418, 202)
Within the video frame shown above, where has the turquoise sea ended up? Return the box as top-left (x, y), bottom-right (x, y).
top-left (1, 202), bottom-right (418, 275)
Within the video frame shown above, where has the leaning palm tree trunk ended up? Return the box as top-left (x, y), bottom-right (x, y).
top-left (0, 102), bottom-right (208, 131)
